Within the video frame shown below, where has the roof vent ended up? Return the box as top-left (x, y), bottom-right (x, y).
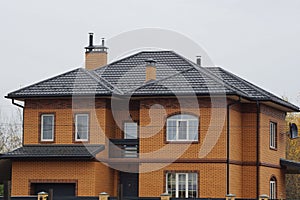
top-left (145, 58), bottom-right (157, 82)
top-left (196, 56), bottom-right (201, 66)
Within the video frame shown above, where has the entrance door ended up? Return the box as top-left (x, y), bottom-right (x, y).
top-left (120, 172), bottom-right (139, 198)
top-left (31, 183), bottom-right (76, 197)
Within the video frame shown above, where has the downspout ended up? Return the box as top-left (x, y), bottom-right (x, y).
top-left (12, 99), bottom-right (24, 109)
top-left (12, 99), bottom-right (24, 145)
top-left (256, 101), bottom-right (260, 199)
top-left (226, 97), bottom-right (241, 195)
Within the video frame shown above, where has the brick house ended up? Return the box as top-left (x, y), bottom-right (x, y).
top-left (1, 33), bottom-right (300, 199)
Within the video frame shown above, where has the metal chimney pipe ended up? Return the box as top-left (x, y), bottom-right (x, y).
top-left (89, 33), bottom-right (94, 47)
top-left (196, 56), bottom-right (201, 66)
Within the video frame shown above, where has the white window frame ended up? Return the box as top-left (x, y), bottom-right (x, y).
top-left (167, 114), bottom-right (198, 142)
top-left (270, 178), bottom-right (276, 199)
top-left (166, 172), bottom-right (198, 198)
top-left (270, 122), bottom-right (277, 149)
top-left (41, 114), bottom-right (54, 142)
top-left (75, 114), bottom-right (89, 142)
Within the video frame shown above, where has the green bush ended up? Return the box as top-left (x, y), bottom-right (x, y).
top-left (0, 184), bottom-right (3, 196)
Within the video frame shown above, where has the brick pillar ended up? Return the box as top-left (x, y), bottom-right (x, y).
top-left (99, 192), bottom-right (109, 200)
top-left (160, 193), bottom-right (171, 200)
top-left (225, 194), bottom-right (236, 200)
top-left (37, 191), bottom-right (48, 200)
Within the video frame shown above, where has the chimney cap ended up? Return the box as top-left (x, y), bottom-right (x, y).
top-left (145, 58), bottom-right (157, 64)
top-left (196, 55), bottom-right (201, 66)
top-left (85, 33), bottom-right (108, 52)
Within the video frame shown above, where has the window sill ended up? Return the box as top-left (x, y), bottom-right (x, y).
top-left (40, 140), bottom-right (55, 143)
top-left (74, 140), bottom-right (89, 143)
top-left (269, 147), bottom-right (278, 151)
top-left (165, 141), bottom-right (199, 144)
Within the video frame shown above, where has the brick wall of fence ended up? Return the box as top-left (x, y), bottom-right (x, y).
top-left (0, 195), bottom-right (285, 200)
top-left (0, 198), bottom-right (289, 200)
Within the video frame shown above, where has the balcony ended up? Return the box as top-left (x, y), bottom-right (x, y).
top-left (109, 139), bottom-right (139, 158)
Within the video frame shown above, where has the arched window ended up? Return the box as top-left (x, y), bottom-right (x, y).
top-left (166, 114), bottom-right (199, 141)
top-left (270, 176), bottom-right (277, 199)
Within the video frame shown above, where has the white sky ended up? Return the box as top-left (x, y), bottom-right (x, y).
top-left (0, 0), bottom-right (300, 115)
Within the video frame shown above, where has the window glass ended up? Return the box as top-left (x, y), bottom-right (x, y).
top-left (270, 122), bottom-right (277, 149)
top-left (166, 172), bottom-right (197, 198)
top-left (124, 122), bottom-right (138, 139)
top-left (178, 121), bottom-right (188, 140)
top-left (76, 114), bottom-right (89, 141)
top-left (270, 177), bottom-right (276, 199)
top-left (41, 114), bottom-right (54, 141)
top-left (167, 114), bottom-right (198, 141)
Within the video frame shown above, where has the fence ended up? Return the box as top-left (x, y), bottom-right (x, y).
top-left (0, 194), bottom-right (278, 200)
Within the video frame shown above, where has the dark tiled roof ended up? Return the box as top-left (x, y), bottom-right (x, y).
top-left (0, 145), bottom-right (104, 160)
top-left (7, 68), bottom-right (112, 98)
top-left (280, 158), bottom-right (300, 174)
top-left (6, 50), bottom-right (299, 111)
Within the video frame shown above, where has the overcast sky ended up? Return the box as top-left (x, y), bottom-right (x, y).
top-left (0, 0), bottom-right (300, 115)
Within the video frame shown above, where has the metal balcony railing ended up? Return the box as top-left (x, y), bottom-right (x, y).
top-left (109, 139), bottom-right (139, 158)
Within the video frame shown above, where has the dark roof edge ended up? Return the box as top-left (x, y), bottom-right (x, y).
top-left (209, 67), bottom-right (299, 111)
top-left (6, 68), bottom-right (84, 99)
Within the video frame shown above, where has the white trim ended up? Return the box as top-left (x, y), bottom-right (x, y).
top-left (270, 122), bottom-right (277, 149)
top-left (166, 172), bottom-right (198, 198)
top-left (270, 179), bottom-right (276, 199)
top-left (41, 114), bottom-right (54, 142)
top-left (75, 114), bottom-right (89, 141)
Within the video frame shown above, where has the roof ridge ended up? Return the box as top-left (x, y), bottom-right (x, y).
top-left (88, 70), bottom-right (123, 95)
top-left (124, 65), bottom-right (196, 95)
top-left (170, 51), bottom-right (249, 97)
top-left (212, 67), bottom-right (273, 98)
top-left (208, 67), bottom-right (299, 110)
top-left (93, 50), bottom-right (173, 71)
top-left (83, 68), bottom-right (119, 94)
top-left (93, 51), bottom-right (143, 72)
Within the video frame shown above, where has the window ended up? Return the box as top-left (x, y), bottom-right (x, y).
top-left (124, 122), bottom-right (138, 139)
top-left (167, 114), bottom-right (198, 141)
top-left (41, 114), bottom-right (54, 141)
top-left (270, 122), bottom-right (277, 149)
top-left (270, 177), bottom-right (277, 199)
top-left (166, 172), bottom-right (198, 198)
top-left (75, 114), bottom-right (89, 141)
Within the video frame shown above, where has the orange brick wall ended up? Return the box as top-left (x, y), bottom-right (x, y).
top-left (229, 165), bottom-right (243, 197)
top-left (17, 97), bottom-right (288, 199)
top-left (139, 98), bottom-right (227, 160)
top-left (260, 167), bottom-right (285, 199)
top-left (139, 163), bottom-right (226, 198)
top-left (242, 166), bottom-right (257, 198)
top-left (260, 104), bottom-right (286, 166)
top-left (229, 105), bottom-right (243, 161)
top-left (11, 161), bottom-right (113, 196)
top-left (23, 99), bottom-right (107, 145)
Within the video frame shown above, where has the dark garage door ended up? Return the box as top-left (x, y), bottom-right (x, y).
top-left (31, 183), bottom-right (76, 197)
